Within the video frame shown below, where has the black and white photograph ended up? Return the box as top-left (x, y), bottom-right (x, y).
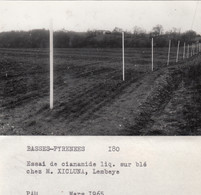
top-left (0, 1), bottom-right (201, 135)
top-left (1, 2), bottom-right (201, 195)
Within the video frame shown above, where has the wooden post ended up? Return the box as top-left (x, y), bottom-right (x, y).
top-left (187, 44), bottom-right (189, 58)
top-left (195, 43), bottom-right (196, 55)
top-left (194, 43), bottom-right (196, 55)
top-left (152, 38), bottom-right (154, 71)
top-left (122, 32), bottom-right (125, 81)
top-left (50, 20), bottom-right (53, 109)
top-left (191, 44), bottom-right (193, 57)
top-left (183, 42), bottom-right (185, 60)
top-left (193, 44), bottom-right (195, 55)
top-left (176, 40), bottom-right (180, 63)
top-left (167, 40), bottom-right (171, 65)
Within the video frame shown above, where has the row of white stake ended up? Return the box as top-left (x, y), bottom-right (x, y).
top-left (122, 32), bottom-right (201, 81)
top-left (49, 27), bottom-right (201, 109)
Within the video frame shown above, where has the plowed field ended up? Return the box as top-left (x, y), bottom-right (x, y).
top-left (0, 48), bottom-right (201, 135)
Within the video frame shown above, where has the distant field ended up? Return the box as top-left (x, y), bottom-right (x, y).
top-left (0, 47), bottom-right (200, 135)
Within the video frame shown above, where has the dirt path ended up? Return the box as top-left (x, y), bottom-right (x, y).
top-left (72, 55), bottom-right (201, 135)
top-left (127, 55), bottom-right (201, 135)
top-left (143, 60), bottom-right (201, 135)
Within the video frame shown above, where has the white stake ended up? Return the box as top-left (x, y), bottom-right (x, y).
top-left (167, 40), bottom-right (171, 66)
top-left (122, 32), bottom-right (125, 81)
top-left (195, 43), bottom-right (196, 55)
top-left (193, 44), bottom-right (195, 55)
top-left (152, 38), bottom-right (154, 71)
top-left (50, 20), bottom-right (54, 109)
top-left (187, 44), bottom-right (189, 58)
top-left (176, 40), bottom-right (180, 63)
top-left (197, 43), bottom-right (198, 54)
top-left (194, 44), bottom-right (195, 55)
top-left (183, 42), bottom-right (185, 60)
top-left (197, 42), bottom-right (199, 54)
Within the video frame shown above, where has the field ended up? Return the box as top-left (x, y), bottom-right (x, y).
top-left (0, 47), bottom-right (201, 135)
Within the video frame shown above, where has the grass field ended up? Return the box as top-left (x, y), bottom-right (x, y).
top-left (0, 47), bottom-right (201, 135)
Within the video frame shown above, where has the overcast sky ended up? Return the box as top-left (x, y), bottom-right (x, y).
top-left (0, 1), bottom-right (200, 34)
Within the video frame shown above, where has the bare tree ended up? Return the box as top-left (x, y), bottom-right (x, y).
top-left (152, 24), bottom-right (164, 36)
top-left (113, 27), bottom-right (123, 33)
top-left (133, 26), bottom-right (146, 35)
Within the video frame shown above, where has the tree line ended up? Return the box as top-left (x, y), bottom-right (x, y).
top-left (0, 25), bottom-right (200, 48)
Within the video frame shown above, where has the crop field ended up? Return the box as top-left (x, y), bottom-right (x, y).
top-left (0, 47), bottom-right (201, 135)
